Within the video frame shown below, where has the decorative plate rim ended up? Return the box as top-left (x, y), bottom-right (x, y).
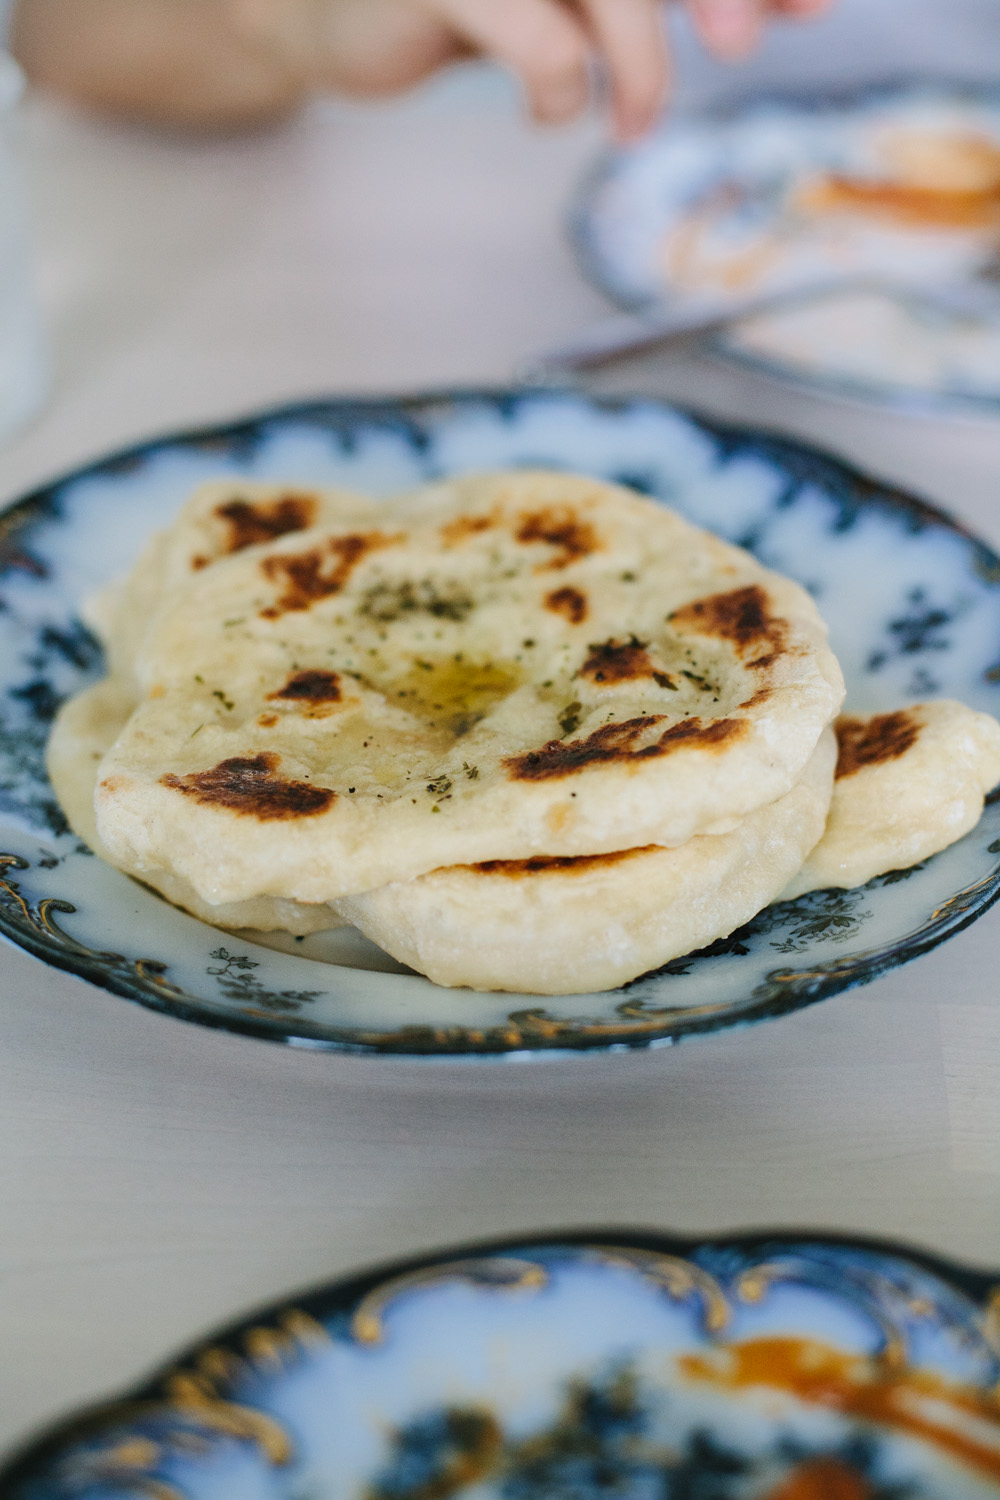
top-left (1, 1223), bottom-right (997, 1498)
top-left (3, 386), bottom-right (1000, 1060)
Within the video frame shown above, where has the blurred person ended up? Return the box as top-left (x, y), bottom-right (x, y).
top-left (6, 0), bottom-right (832, 140)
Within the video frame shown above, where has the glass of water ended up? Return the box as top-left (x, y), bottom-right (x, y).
top-left (0, 50), bottom-right (46, 446)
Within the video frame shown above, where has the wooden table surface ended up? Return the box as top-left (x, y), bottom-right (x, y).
top-left (2, 0), bottom-right (999, 1460)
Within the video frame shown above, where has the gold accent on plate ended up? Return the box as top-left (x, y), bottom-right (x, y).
top-left (931, 866), bottom-right (1000, 920)
top-left (243, 1324), bottom-right (298, 1372)
top-left (736, 1260), bottom-right (907, 1370)
top-left (352, 1257), bottom-right (548, 1345)
top-left (983, 1285), bottom-right (1000, 1361)
top-left (64, 1436), bottom-right (185, 1500)
top-left (735, 1266), bottom-right (775, 1304)
top-left (195, 1346), bottom-right (245, 1388)
top-left (350, 1245), bottom-right (732, 1349)
top-left (279, 1307), bottom-right (333, 1348)
top-left (586, 1246), bottom-right (731, 1334)
top-left (164, 1373), bottom-right (292, 1463)
top-left (60, 1303), bottom-right (331, 1493)
top-left (341, 995), bottom-right (739, 1055)
top-left (100, 1438), bottom-right (162, 1469)
top-left (0, 854), bottom-right (185, 998)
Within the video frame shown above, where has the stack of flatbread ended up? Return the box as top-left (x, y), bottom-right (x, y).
top-left (48, 472), bottom-right (1000, 993)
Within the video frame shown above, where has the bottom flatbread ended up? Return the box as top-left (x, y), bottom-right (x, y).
top-left (334, 730), bottom-right (837, 994)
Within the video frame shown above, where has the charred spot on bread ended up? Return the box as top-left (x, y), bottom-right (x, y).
top-left (515, 507), bottom-right (599, 570)
top-left (439, 513), bottom-right (496, 547)
top-left (214, 494), bottom-right (319, 554)
top-left (267, 669), bottom-right (342, 703)
top-left (161, 753), bottom-right (335, 818)
top-left (467, 846), bottom-right (660, 877)
top-left (544, 586), bottom-right (588, 624)
top-left (835, 710), bottom-right (922, 778)
top-left (739, 687), bottom-right (774, 710)
top-left (259, 533), bottom-right (398, 618)
top-left (670, 585), bottom-right (787, 667)
top-left (579, 636), bottom-right (674, 688)
top-left (504, 714), bottom-right (746, 780)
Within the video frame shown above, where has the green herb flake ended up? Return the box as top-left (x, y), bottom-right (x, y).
top-left (559, 701), bottom-right (583, 737)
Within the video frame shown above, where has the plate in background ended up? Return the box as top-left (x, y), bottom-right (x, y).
top-left (2, 388), bottom-right (1000, 1057)
top-left (571, 81), bottom-right (1000, 414)
top-left (2, 1228), bottom-right (999, 1498)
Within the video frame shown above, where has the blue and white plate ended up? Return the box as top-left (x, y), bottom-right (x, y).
top-left (3, 1229), bottom-right (1000, 1498)
top-left (2, 389), bottom-right (1000, 1058)
top-left (571, 82), bottom-right (1000, 414)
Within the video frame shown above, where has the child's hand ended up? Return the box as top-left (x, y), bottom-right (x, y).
top-left (12, 0), bottom-right (834, 134)
top-left (268, 0), bottom-right (835, 142)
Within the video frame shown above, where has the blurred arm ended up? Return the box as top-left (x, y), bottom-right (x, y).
top-left (9, 0), bottom-right (313, 129)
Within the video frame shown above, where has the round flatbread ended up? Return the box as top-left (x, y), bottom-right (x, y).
top-left (336, 729), bottom-right (837, 993)
top-left (90, 470), bottom-right (844, 905)
top-left (783, 700), bottom-right (1000, 897)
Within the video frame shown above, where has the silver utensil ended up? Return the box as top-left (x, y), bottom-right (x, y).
top-left (524, 277), bottom-right (1000, 382)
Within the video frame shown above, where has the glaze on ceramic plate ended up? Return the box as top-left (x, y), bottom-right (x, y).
top-left (2, 1231), bottom-right (1000, 1499)
top-left (2, 390), bottom-right (1000, 1057)
top-left (572, 82), bottom-right (1000, 412)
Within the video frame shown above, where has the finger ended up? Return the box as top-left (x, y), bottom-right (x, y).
top-left (580, 0), bottom-right (670, 142)
top-left (685, 0), bottom-right (764, 61)
top-left (428, 0), bottom-right (591, 124)
top-left (766, 0), bottom-right (833, 14)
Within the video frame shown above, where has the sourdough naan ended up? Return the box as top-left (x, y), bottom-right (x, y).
top-left (92, 471), bottom-right (844, 906)
top-left (335, 729), bottom-right (837, 993)
top-left (47, 677), bottom-right (343, 934)
top-left (87, 479), bottom-right (375, 684)
top-left (784, 700), bottom-right (1000, 896)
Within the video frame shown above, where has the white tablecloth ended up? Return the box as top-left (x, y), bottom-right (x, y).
top-left (2, 0), bottom-right (999, 1459)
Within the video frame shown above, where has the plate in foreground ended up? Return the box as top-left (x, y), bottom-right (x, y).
top-left (2, 1229), bottom-right (999, 1498)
